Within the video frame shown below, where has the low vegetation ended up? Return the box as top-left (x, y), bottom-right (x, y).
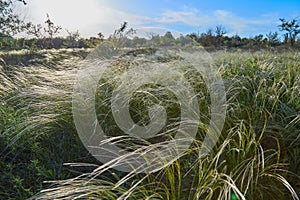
top-left (0, 1), bottom-right (299, 199)
top-left (0, 44), bottom-right (299, 199)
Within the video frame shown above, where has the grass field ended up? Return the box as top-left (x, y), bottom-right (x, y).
top-left (0, 47), bottom-right (299, 199)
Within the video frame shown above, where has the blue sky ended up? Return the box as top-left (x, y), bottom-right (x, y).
top-left (23, 0), bottom-right (300, 38)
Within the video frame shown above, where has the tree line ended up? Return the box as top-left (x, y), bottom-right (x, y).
top-left (1, 0), bottom-right (300, 51)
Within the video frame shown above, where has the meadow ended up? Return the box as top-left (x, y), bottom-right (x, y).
top-left (0, 44), bottom-right (299, 199)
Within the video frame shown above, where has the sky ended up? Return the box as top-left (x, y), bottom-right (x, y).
top-left (18, 0), bottom-right (300, 38)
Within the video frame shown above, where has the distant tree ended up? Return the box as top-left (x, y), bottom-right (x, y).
top-left (254, 34), bottom-right (264, 42)
top-left (160, 31), bottom-right (175, 46)
top-left (187, 28), bottom-right (218, 47)
top-left (266, 32), bottom-right (280, 46)
top-left (187, 33), bottom-right (198, 41)
top-left (0, 0), bottom-right (26, 35)
top-left (97, 32), bottom-right (104, 41)
top-left (65, 29), bottom-right (80, 48)
top-left (205, 28), bottom-right (214, 37)
top-left (164, 31), bottom-right (175, 40)
top-left (283, 33), bottom-right (289, 44)
top-left (215, 25), bottom-right (226, 37)
top-left (111, 21), bottom-right (136, 39)
top-left (114, 21), bottom-right (127, 37)
top-left (44, 14), bottom-right (62, 39)
top-left (214, 25), bottom-right (227, 47)
top-left (250, 34), bottom-right (268, 48)
top-left (23, 22), bottom-right (43, 38)
top-left (231, 34), bottom-right (243, 47)
top-left (278, 18), bottom-right (300, 46)
top-left (43, 14), bottom-right (62, 48)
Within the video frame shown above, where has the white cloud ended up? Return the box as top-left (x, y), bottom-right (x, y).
top-left (21, 1), bottom-right (279, 38)
top-left (155, 8), bottom-right (278, 36)
top-left (23, 0), bottom-right (150, 37)
top-left (157, 10), bottom-right (202, 26)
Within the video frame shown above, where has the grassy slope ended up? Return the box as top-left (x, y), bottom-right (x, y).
top-left (0, 49), bottom-right (299, 199)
